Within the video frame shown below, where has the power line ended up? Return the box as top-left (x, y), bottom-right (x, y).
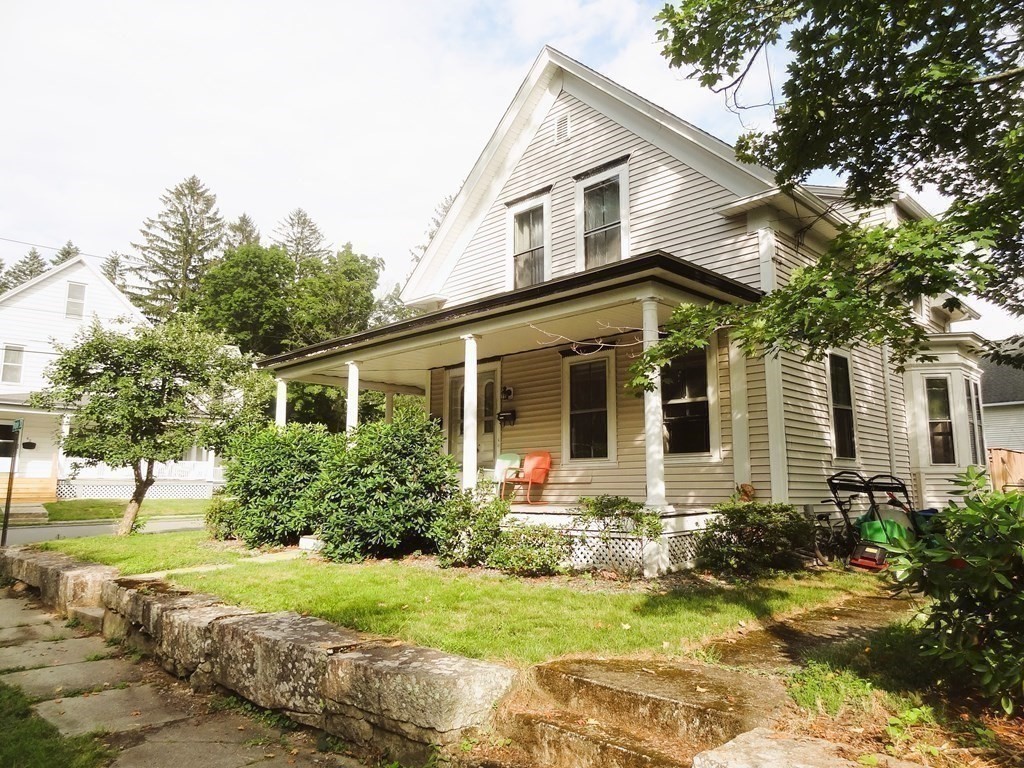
top-left (0, 236), bottom-right (113, 261)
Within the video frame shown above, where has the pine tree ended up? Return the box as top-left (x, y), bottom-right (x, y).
top-left (130, 175), bottom-right (224, 319)
top-left (51, 240), bottom-right (81, 265)
top-left (101, 252), bottom-right (129, 291)
top-left (224, 213), bottom-right (261, 252)
top-left (8, 248), bottom-right (48, 287)
top-left (411, 191), bottom-right (457, 264)
top-left (0, 262), bottom-right (12, 294)
top-left (272, 208), bottom-right (330, 263)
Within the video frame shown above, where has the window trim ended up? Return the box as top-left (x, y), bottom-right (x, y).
top-left (506, 193), bottom-right (552, 291)
top-left (574, 163), bottom-right (629, 273)
top-left (662, 338), bottom-right (722, 464)
top-left (924, 374), bottom-right (957, 466)
top-left (561, 349), bottom-right (617, 465)
top-left (1, 345), bottom-right (25, 384)
top-left (825, 350), bottom-right (859, 462)
top-left (65, 281), bottom-right (87, 319)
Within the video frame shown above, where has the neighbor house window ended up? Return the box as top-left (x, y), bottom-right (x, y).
top-left (0, 424), bottom-right (13, 459)
top-left (926, 377), bottom-right (955, 464)
top-left (512, 204), bottom-right (545, 289)
top-left (828, 353), bottom-right (857, 459)
top-left (661, 348), bottom-right (710, 454)
top-left (65, 282), bottom-right (86, 319)
top-left (1, 346), bottom-right (24, 384)
top-left (563, 352), bottom-right (615, 461)
top-left (576, 164), bottom-right (628, 271)
top-left (964, 377), bottom-right (985, 465)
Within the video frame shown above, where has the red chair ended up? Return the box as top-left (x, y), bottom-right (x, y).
top-left (500, 451), bottom-right (551, 504)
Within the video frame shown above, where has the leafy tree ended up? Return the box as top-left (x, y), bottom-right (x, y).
top-left (647, 1), bottom-right (1024, 372)
top-left (370, 283), bottom-right (420, 327)
top-left (130, 175), bottom-right (225, 319)
top-left (51, 240), bottom-right (80, 265)
top-left (101, 251), bottom-right (130, 290)
top-left (32, 316), bottom-right (272, 535)
top-left (194, 244), bottom-right (295, 355)
top-left (7, 248), bottom-right (48, 287)
top-left (225, 213), bottom-right (261, 251)
top-left (272, 208), bottom-right (331, 263)
top-left (287, 244), bottom-right (381, 346)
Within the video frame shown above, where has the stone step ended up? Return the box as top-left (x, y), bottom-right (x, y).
top-left (506, 709), bottom-right (691, 768)
top-left (6, 510), bottom-right (48, 525)
top-left (531, 658), bottom-right (784, 749)
top-left (68, 605), bottom-right (105, 632)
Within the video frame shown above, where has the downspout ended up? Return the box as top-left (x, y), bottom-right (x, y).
top-left (881, 345), bottom-right (897, 475)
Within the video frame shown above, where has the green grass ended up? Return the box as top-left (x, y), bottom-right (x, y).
top-left (38, 530), bottom-right (247, 575)
top-left (170, 555), bottom-right (875, 665)
top-left (44, 498), bottom-right (209, 522)
top-left (0, 682), bottom-right (112, 768)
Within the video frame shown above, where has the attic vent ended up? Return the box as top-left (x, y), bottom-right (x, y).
top-left (554, 113), bottom-right (570, 143)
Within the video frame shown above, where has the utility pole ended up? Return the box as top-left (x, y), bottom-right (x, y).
top-left (1, 418), bottom-right (22, 547)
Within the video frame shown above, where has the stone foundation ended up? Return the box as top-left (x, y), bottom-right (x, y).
top-left (0, 546), bottom-right (517, 765)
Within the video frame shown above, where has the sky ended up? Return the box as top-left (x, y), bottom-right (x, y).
top-left (1, 0), bottom-right (1020, 340)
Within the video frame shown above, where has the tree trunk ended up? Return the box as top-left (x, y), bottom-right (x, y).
top-left (117, 460), bottom-right (155, 536)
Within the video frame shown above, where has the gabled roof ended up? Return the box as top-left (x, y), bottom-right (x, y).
top-left (0, 255), bottom-right (147, 323)
top-left (401, 46), bottom-right (784, 307)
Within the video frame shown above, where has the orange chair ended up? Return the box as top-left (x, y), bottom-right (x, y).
top-left (500, 451), bottom-right (552, 504)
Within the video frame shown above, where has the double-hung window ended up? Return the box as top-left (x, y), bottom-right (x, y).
top-left (925, 377), bottom-right (955, 464)
top-left (65, 282), bottom-right (86, 319)
top-left (661, 348), bottom-right (711, 454)
top-left (1, 346), bottom-right (24, 384)
top-left (563, 352), bottom-right (615, 462)
top-left (512, 204), bottom-right (545, 289)
top-left (575, 163), bottom-right (628, 271)
top-left (964, 376), bottom-right (985, 465)
top-left (0, 424), bottom-right (13, 459)
top-left (828, 353), bottom-right (857, 459)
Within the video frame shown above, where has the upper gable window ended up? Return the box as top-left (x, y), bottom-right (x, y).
top-left (65, 282), bottom-right (86, 319)
top-left (575, 164), bottom-right (629, 272)
top-left (507, 193), bottom-right (551, 290)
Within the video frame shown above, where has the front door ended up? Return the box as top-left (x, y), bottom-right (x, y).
top-left (449, 371), bottom-right (497, 471)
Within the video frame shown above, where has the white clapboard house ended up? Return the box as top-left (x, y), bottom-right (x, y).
top-left (260, 48), bottom-right (986, 572)
top-left (0, 256), bottom-right (222, 502)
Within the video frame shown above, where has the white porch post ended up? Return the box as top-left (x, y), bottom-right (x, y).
top-left (384, 392), bottom-right (395, 424)
top-left (346, 361), bottom-right (360, 434)
top-left (641, 298), bottom-right (667, 508)
top-left (461, 334), bottom-right (479, 490)
top-left (57, 413), bottom-right (72, 480)
top-left (274, 378), bottom-right (288, 426)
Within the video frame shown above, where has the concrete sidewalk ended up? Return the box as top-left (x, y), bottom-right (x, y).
top-left (0, 587), bottom-right (366, 768)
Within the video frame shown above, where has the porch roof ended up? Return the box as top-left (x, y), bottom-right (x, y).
top-left (262, 251), bottom-right (760, 391)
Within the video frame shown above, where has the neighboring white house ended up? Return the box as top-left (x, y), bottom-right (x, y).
top-left (980, 358), bottom-right (1024, 451)
top-left (0, 256), bottom-right (221, 502)
top-left (260, 48), bottom-right (987, 571)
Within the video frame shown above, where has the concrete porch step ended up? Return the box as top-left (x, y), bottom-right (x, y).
top-left (4, 507), bottom-right (48, 525)
top-left (68, 605), bottom-right (105, 632)
top-left (531, 658), bottom-right (785, 749)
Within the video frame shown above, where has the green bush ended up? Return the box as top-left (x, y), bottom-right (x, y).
top-left (889, 467), bottom-right (1024, 713)
top-left (431, 490), bottom-right (509, 567)
top-left (308, 410), bottom-right (459, 562)
top-left (204, 491), bottom-right (241, 540)
top-left (487, 523), bottom-right (572, 576)
top-left (694, 500), bottom-right (813, 577)
top-left (222, 422), bottom-right (339, 547)
top-left (572, 495), bottom-right (663, 576)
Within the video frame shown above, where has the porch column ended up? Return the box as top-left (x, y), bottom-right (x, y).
top-left (346, 360), bottom-right (360, 434)
top-left (461, 334), bottom-right (479, 490)
top-left (384, 392), bottom-right (395, 424)
top-left (641, 298), bottom-right (667, 507)
top-left (274, 378), bottom-right (288, 426)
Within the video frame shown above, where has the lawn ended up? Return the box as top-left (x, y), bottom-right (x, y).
top-left (44, 498), bottom-right (209, 522)
top-left (39, 530), bottom-right (247, 575)
top-left (0, 682), bottom-right (111, 768)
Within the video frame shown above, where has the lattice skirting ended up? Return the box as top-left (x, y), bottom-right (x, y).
top-left (56, 481), bottom-right (222, 500)
top-left (569, 531), bottom-right (698, 574)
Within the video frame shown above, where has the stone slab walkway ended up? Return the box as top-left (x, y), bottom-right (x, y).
top-left (0, 587), bottom-right (367, 768)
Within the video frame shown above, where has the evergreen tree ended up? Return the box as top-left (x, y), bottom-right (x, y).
top-left (130, 175), bottom-right (224, 319)
top-left (410, 192), bottom-right (456, 265)
top-left (272, 208), bottom-right (331, 263)
top-left (225, 213), bottom-right (261, 252)
top-left (101, 252), bottom-right (130, 291)
top-left (0, 262), bottom-right (12, 294)
top-left (8, 248), bottom-right (48, 287)
top-left (51, 240), bottom-right (81, 265)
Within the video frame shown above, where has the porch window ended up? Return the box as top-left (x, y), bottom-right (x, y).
top-left (583, 178), bottom-right (621, 268)
top-left (1, 346), bottom-right (24, 384)
top-left (65, 282), bottom-right (86, 319)
top-left (926, 377), bottom-right (955, 464)
top-left (964, 376), bottom-right (985, 465)
top-left (661, 348), bottom-right (710, 454)
top-left (513, 205), bottom-right (545, 289)
top-left (0, 424), bottom-right (13, 459)
top-left (828, 353), bottom-right (857, 459)
top-left (483, 380), bottom-right (495, 435)
top-left (564, 353), bottom-right (615, 461)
